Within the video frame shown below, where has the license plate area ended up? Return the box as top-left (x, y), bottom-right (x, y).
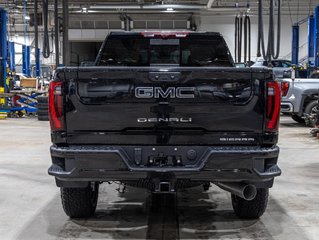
top-left (148, 154), bottom-right (183, 167)
top-left (124, 146), bottom-right (207, 168)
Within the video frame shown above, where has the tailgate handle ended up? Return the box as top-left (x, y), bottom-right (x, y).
top-left (149, 72), bottom-right (180, 82)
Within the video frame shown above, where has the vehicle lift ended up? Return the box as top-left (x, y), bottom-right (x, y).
top-left (314, 6), bottom-right (319, 68)
top-left (0, 7), bottom-right (8, 118)
top-left (291, 6), bottom-right (319, 71)
top-left (0, 7), bottom-right (43, 118)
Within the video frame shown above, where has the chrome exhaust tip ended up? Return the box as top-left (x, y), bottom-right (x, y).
top-left (215, 182), bottom-right (257, 201)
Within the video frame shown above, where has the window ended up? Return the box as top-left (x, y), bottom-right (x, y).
top-left (150, 39), bottom-right (179, 65)
top-left (99, 37), bottom-right (149, 66)
top-left (98, 34), bottom-right (233, 67)
top-left (180, 39), bottom-right (233, 67)
top-left (281, 61), bottom-right (292, 68)
top-left (271, 61), bottom-right (282, 67)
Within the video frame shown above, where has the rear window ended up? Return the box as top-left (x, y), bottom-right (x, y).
top-left (97, 34), bottom-right (233, 67)
top-left (281, 61), bottom-right (292, 68)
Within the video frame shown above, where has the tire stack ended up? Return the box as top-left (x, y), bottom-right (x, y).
top-left (37, 96), bottom-right (49, 121)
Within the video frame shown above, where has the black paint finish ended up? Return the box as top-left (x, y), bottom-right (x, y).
top-left (49, 32), bottom-right (280, 188)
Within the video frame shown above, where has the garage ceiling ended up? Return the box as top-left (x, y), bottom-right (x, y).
top-left (3, 0), bottom-right (318, 15)
top-left (2, 0), bottom-right (319, 34)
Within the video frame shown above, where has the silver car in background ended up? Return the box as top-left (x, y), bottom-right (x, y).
top-left (252, 59), bottom-right (294, 79)
top-left (279, 70), bottom-right (319, 126)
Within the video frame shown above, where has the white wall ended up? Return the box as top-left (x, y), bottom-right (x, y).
top-left (199, 14), bottom-right (310, 62)
top-left (9, 34), bottom-right (58, 72)
top-left (65, 14), bottom-right (312, 63)
top-left (8, 13), bottom-right (311, 69)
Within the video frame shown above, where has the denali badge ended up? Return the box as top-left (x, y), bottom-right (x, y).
top-left (135, 87), bottom-right (195, 99)
top-left (137, 118), bottom-right (192, 123)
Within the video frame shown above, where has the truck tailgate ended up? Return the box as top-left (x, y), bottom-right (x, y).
top-left (63, 67), bottom-right (268, 145)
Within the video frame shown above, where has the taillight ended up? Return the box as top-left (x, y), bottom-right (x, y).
top-left (266, 82), bottom-right (281, 131)
top-left (281, 82), bottom-right (289, 97)
top-left (49, 81), bottom-right (64, 131)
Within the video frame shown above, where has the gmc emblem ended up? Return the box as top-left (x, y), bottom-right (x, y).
top-left (135, 87), bottom-right (195, 99)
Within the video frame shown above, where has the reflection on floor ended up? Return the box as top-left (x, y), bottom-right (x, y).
top-left (0, 117), bottom-right (318, 240)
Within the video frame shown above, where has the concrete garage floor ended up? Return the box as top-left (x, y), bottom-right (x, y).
top-left (0, 116), bottom-right (318, 240)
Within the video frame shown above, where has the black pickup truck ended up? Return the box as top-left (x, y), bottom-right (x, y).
top-left (48, 32), bottom-right (281, 219)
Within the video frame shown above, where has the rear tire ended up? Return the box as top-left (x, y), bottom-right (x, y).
top-left (304, 100), bottom-right (319, 127)
top-left (231, 188), bottom-right (269, 219)
top-left (291, 114), bottom-right (305, 124)
top-left (60, 183), bottom-right (99, 218)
